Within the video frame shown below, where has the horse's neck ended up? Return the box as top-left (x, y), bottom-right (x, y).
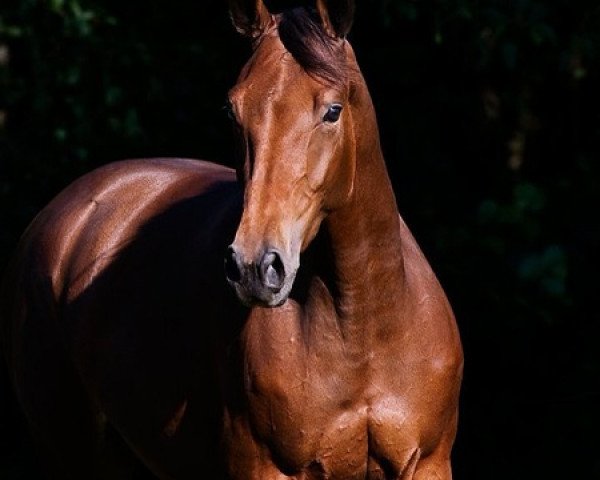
top-left (324, 85), bottom-right (406, 325)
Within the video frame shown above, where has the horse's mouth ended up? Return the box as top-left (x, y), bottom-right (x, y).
top-left (229, 282), bottom-right (292, 308)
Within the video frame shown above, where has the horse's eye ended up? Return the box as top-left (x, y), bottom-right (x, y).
top-left (323, 103), bottom-right (343, 123)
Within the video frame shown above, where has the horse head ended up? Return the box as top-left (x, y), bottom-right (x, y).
top-left (225, 0), bottom-right (359, 307)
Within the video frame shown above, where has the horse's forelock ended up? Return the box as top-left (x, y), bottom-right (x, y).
top-left (277, 7), bottom-right (348, 86)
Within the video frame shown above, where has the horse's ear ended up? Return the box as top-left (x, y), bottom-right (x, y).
top-left (316, 0), bottom-right (355, 38)
top-left (229, 0), bottom-right (271, 38)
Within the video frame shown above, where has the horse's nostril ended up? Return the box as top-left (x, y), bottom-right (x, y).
top-left (224, 246), bottom-right (242, 283)
top-left (260, 251), bottom-right (285, 291)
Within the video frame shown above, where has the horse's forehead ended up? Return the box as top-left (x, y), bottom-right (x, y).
top-left (252, 40), bottom-right (292, 86)
top-left (235, 35), bottom-right (311, 102)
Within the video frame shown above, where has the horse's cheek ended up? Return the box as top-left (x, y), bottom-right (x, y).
top-left (324, 137), bottom-right (356, 209)
top-left (306, 135), bottom-right (332, 191)
top-left (305, 128), bottom-right (355, 210)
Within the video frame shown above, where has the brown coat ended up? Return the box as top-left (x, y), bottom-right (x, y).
top-left (1, 2), bottom-right (463, 479)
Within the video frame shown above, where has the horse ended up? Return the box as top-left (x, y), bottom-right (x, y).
top-left (0, 1), bottom-right (463, 478)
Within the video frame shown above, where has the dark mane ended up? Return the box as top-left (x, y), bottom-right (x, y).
top-left (277, 7), bottom-right (347, 85)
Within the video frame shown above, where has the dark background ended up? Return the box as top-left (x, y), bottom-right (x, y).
top-left (1, 0), bottom-right (599, 478)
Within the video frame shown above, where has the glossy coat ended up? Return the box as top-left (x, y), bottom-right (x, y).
top-left (1, 1), bottom-right (463, 478)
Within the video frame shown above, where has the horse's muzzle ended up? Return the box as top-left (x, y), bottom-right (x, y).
top-left (224, 246), bottom-right (291, 307)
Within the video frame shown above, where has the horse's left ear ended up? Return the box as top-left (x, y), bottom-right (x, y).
top-left (229, 0), bottom-right (271, 38)
top-left (316, 0), bottom-right (355, 38)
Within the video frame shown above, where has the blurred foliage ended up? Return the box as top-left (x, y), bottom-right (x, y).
top-left (1, 0), bottom-right (599, 478)
top-left (0, 0), bottom-right (246, 265)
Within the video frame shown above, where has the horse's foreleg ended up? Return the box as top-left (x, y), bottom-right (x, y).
top-left (412, 458), bottom-right (452, 480)
top-left (410, 407), bottom-right (458, 480)
top-left (410, 434), bottom-right (456, 480)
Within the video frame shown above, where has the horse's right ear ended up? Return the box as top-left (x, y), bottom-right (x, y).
top-left (316, 0), bottom-right (355, 38)
top-left (228, 0), bottom-right (271, 38)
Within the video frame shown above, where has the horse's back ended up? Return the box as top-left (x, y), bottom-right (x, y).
top-left (1, 157), bottom-right (241, 479)
top-left (19, 158), bottom-right (235, 297)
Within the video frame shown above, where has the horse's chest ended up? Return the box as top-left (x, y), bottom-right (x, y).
top-left (235, 353), bottom-right (417, 478)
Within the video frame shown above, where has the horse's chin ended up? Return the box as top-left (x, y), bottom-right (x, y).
top-left (248, 296), bottom-right (288, 308)
top-left (230, 275), bottom-right (295, 309)
top-left (235, 291), bottom-right (289, 308)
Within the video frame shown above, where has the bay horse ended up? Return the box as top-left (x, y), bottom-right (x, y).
top-left (0, 1), bottom-right (463, 478)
